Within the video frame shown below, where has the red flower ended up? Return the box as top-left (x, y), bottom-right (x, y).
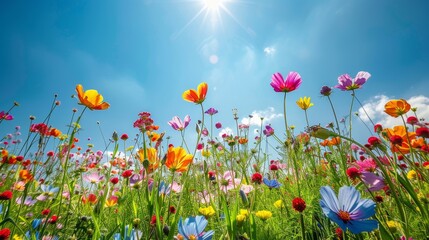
top-left (416, 127), bottom-right (429, 138)
top-left (0, 190), bottom-right (13, 200)
top-left (110, 177), bottom-right (119, 184)
top-left (292, 197), bottom-right (306, 212)
top-left (41, 208), bottom-right (51, 215)
top-left (251, 172), bottom-right (263, 184)
top-left (48, 215), bottom-right (58, 224)
top-left (367, 136), bottom-right (381, 146)
top-left (0, 228), bottom-right (11, 240)
top-left (120, 134), bottom-right (129, 140)
top-left (389, 135), bottom-right (403, 145)
top-left (269, 164), bottom-right (279, 171)
top-left (150, 215), bottom-right (163, 225)
top-left (407, 116), bottom-right (418, 125)
top-left (346, 167), bottom-right (361, 180)
top-left (122, 170), bottom-right (133, 178)
top-left (335, 227), bottom-right (343, 240)
top-left (374, 124), bottom-right (383, 133)
top-left (169, 206), bottom-right (176, 214)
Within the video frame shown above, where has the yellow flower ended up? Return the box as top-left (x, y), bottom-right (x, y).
top-left (13, 235), bottom-right (24, 240)
top-left (236, 214), bottom-right (246, 223)
top-left (386, 220), bottom-right (401, 233)
top-left (274, 199), bottom-right (285, 209)
top-left (296, 96), bottom-right (314, 110)
top-left (255, 210), bottom-right (272, 221)
top-left (384, 99), bottom-right (411, 118)
top-left (407, 170), bottom-right (417, 180)
top-left (239, 209), bottom-right (249, 217)
top-left (417, 192), bottom-right (429, 203)
top-left (75, 84), bottom-right (110, 110)
top-left (202, 149), bottom-right (211, 158)
top-left (198, 206), bottom-right (216, 218)
top-left (136, 147), bottom-right (160, 173)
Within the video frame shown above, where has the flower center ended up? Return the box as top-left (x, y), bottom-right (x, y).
top-left (189, 234), bottom-right (197, 240)
top-left (337, 210), bottom-right (351, 223)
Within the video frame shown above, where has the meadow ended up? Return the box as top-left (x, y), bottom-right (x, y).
top-left (0, 71), bottom-right (427, 240)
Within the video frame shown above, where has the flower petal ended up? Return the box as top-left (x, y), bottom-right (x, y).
top-left (319, 186), bottom-right (340, 213)
top-left (347, 219), bottom-right (378, 234)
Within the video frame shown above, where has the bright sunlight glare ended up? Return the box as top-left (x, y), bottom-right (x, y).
top-left (203, 0), bottom-right (224, 11)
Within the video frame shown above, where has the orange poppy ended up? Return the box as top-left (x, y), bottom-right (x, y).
top-left (384, 99), bottom-right (411, 118)
top-left (136, 147), bottom-right (160, 173)
top-left (19, 169), bottom-right (34, 182)
top-left (384, 125), bottom-right (415, 154)
top-left (182, 82), bottom-right (208, 104)
top-left (165, 146), bottom-right (193, 172)
top-left (76, 84), bottom-right (110, 110)
top-left (320, 136), bottom-right (341, 147)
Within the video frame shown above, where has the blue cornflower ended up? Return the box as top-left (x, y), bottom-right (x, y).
top-left (178, 215), bottom-right (214, 240)
top-left (113, 225), bottom-right (142, 240)
top-left (263, 178), bottom-right (281, 189)
top-left (320, 186), bottom-right (378, 234)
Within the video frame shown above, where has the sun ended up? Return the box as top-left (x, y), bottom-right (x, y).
top-left (203, 0), bottom-right (225, 11)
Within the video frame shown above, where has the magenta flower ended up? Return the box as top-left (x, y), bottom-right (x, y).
top-left (335, 71), bottom-right (371, 91)
top-left (263, 125), bottom-right (274, 137)
top-left (270, 72), bottom-right (302, 92)
top-left (205, 107), bottom-right (218, 115)
top-left (168, 115), bottom-right (191, 131)
top-left (0, 111), bottom-right (13, 120)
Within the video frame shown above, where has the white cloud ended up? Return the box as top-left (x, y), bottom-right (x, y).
top-left (358, 95), bottom-right (429, 128)
top-left (241, 107), bottom-right (283, 126)
top-left (263, 46), bottom-right (276, 56)
top-left (218, 127), bottom-right (234, 138)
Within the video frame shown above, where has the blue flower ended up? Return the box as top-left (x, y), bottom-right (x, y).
top-left (178, 215), bottom-right (214, 240)
top-left (263, 178), bottom-right (281, 189)
top-left (113, 225), bottom-right (142, 240)
top-left (320, 186), bottom-right (378, 234)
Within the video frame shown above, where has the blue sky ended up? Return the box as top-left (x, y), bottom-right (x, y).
top-left (1, 0), bottom-right (429, 151)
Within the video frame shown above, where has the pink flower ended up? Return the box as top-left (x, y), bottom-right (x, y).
top-left (355, 158), bottom-right (377, 172)
top-left (240, 184), bottom-right (254, 194)
top-left (0, 111), bottom-right (13, 120)
top-left (270, 72), bottom-right (302, 93)
top-left (197, 190), bottom-right (214, 204)
top-left (168, 115), bottom-right (191, 131)
top-left (335, 71), bottom-right (371, 91)
top-left (218, 171), bottom-right (241, 193)
top-left (83, 171), bottom-right (104, 184)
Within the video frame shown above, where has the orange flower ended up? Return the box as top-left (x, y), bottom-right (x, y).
top-left (384, 99), bottom-right (411, 118)
top-left (384, 125), bottom-right (415, 154)
top-left (19, 169), bottom-right (34, 182)
top-left (182, 82), bottom-right (208, 104)
top-left (320, 137), bottom-right (341, 147)
top-left (76, 84), bottom-right (110, 110)
top-left (136, 147), bottom-right (160, 173)
top-left (165, 146), bottom-right (193, 172)
top-left (147, 131), bottom-right (161, 142)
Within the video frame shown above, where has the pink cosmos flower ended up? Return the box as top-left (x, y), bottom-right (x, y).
top-left (335, 71), bottom-right (371, 91)
top-left (270, 72), bottom-right (302, 93)
top-left (83, 171), bottom-right (104, 184)
top-left (240, 184), bottom-right (254, 194)
top-left (217, 171), bottom-right (241, 193)
top-left (355, 158), bottom-right (377, 172)
top-left (168, 115), bottom-right (191, 131)
top-left (197, 190), bottom-right (214, 204)
top-left (0, 111), bottom-right (13, 120)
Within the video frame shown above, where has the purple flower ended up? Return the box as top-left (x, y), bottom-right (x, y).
top-left (320, 185), bottom-right (378, 234)
top-left (168, 115), bottom-right (191, 131)
top-left (360, 171), bottom-right (386, 192)
top-left (263, 125), bottom-right (274, 137)
top-left (335, 71), bottom-right (371, 91)
top-left (205, 107), bottom-right (218, 115)
top-left (320, 86), bottom-right (332, 96)
top-left (270, 72), bottom-right (302, 93)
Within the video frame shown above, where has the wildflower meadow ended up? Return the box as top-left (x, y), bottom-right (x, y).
top-left (0, 71), bottom-right (428, 240)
